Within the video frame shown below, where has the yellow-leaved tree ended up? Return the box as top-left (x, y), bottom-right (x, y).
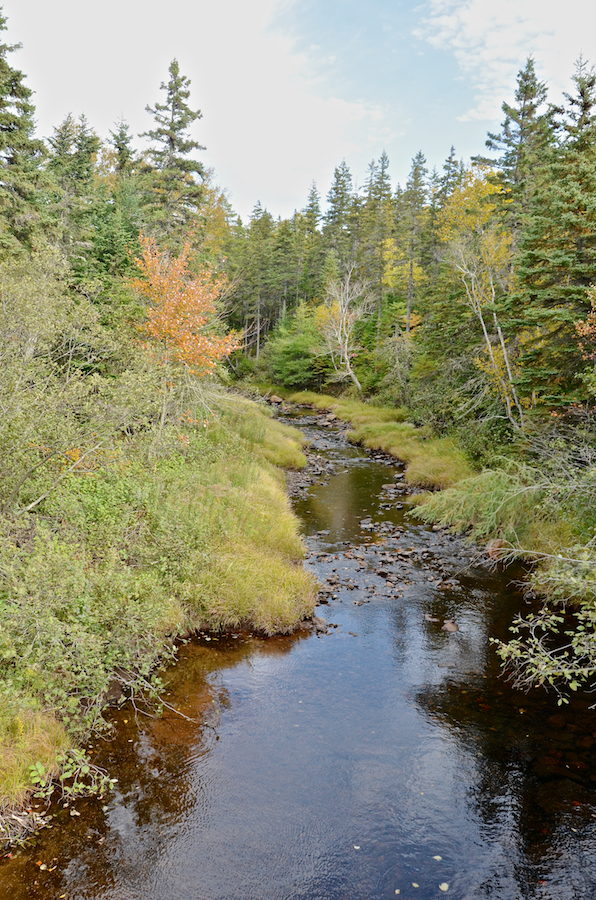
top-left (438, 166), bottom-right (525, 430)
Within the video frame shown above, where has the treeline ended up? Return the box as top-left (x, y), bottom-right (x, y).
top-left (226, 57), bottom-right (596, 699)
top-left (230, 58), bottom-right (596, 455)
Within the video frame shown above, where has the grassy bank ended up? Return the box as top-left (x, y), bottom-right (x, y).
top-left (0, 391), bottom-right (314, 829)
top-left (284, 390), bottom-right (474, 489)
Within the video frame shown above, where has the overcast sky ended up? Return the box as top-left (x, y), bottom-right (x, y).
top-left (5, 0), bottom-right (596, 220)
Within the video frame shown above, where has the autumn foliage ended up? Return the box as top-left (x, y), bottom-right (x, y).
top-left (575, 286), bottom-right (596, 361)
top-left (133, 234), bottom-right (239, 375)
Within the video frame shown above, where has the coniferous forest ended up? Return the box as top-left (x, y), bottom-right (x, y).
top-left (3, 5), bottom-right (596, 822)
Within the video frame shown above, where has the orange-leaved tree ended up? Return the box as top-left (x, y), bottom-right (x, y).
top-left (133, 234), bottom-right (239, 376)
top-left (132, 234), bottom-right (239, 430)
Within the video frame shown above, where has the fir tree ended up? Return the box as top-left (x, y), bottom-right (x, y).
top-left (110, 117), bottom-right (136, 175)
top-left (237, 202), bottom-right (276, 357)
top-left (47, 114), bottom-right (101, 261)
top-left (323, 160), bottom-right (356, 273)
top-left (437, 146), bottom-right (464, 207)
top-left (299, 182), bottom-right (324, 301)
top-left (141, 59), bottom-right (205, 244)
top-left (475, 58), bottom-right (550, 237)
top-left (360, 151), bottom-right (393, 349)
top-left (0, 10), bottom-right (48, 253)
top-left (513, 59), bottom-right (596, 405)
top-left (401, 151), bottom-right (428, 336)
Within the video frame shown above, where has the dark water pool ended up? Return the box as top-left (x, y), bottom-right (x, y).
top-left (3, 416), bottom-right (596, 900)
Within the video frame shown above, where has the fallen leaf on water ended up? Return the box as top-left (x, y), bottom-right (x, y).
top-left (439, 884), bottom-right (449, 892)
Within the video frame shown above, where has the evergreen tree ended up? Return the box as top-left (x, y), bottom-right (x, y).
top-left (513, 58), bottom-right (596, 405)
top-left (140, 59), bottom-right (205, 244)
top-left (0, 11), bottom-right (48, 253)
top-left (437, 146), bottom-right (464, 207)
top-left (360, 151), bottom-right (393, 349)
top-left (475, 58), bottom-right (550, 237)
top-left (47, 113), bottom-right (101, 261)
top-left (401, 151), bottom-right (428, 336)
top-left (110, 117), bottom-right (136, 175)
top-left (323, 159), bottom-right (356, 273)
top-left (272, 217), bottom-right (300, 320)
top-left (299, 182), bottom-right (324, 301)
top-left (236, 202), bottom-right (276, 357)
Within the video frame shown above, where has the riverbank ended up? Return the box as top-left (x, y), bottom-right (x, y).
top-left (0, 390), bottom-right (315, 843)
top-left (267, 389), bottom-right (475, 489)
top-left (5, 409), bottom-right (596, 899)
top-left (261, 388), bottom-right (596, 699)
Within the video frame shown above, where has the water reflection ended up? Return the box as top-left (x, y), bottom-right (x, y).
top-left (3, 417), bottom-right (596, 899)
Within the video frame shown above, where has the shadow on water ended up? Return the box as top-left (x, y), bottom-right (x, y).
top-left (2, 410), bottom-right (596, 900)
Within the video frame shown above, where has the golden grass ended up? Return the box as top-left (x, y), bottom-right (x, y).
top-left (0, 709), bottom-right (68, 807)
top-left (191, 542), bottom-right (316, 634)
top-left (286, 389), bottom-right (474, 490)
top-left (218, 393), bottom-right (307, 469)
top-left (0, 388), bottom-right (314, 815)
top-left (345, 420), bottom-right (474, 490)
top-left (175, 459), bottom-right (315, 633)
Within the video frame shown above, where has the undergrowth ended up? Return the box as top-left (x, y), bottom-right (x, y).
top-left (0, 388), bottom-right (314, 820)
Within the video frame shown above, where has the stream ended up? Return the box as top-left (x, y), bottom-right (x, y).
top-left (3, 411), bottom-right (596, 899)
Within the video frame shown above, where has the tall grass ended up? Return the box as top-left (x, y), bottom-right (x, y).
top-left (0, 388), bottom-right (314, 813)
top-left (286, 390), bottom-right (472, 490)
top-left (414, 460), bottom-right (580, 554)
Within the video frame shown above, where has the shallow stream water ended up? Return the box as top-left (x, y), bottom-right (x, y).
top-left (3, 412), bottom-right (596, 899)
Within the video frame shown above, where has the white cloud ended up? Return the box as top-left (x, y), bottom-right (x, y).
top-left (4, 0), bottom-right (388, 219)
top-left (417, 0), bottom-right (596, 121)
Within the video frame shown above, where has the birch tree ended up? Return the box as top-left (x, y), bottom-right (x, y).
top-left (439, 167), bottom-right (525, 430)
top-left (315, 269), bottom-right (373, 394)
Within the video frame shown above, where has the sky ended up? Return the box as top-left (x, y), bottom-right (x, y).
top-left (5, 0), bottom-right (596, 220)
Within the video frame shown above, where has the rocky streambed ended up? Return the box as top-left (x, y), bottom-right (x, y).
top-left (3, 406), bottom-right (596, 900)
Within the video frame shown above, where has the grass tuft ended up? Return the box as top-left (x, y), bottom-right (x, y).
top-left (0, 387), bottom-right (314, 814)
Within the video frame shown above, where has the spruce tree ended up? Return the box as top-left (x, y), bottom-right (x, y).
top-left (400, 151), bottom-right (428, 336)
top-left (141, 59), bottom-right (205, 245)
top-left (47, 114), bottom-right (101, 261)
top-left (360, 151), bottom-right (393, 348)
top-left (110, 117), bottom-right (136, 175)
top-left (272, 218), bottom-right (299, 320)
top-left (323, 160), bottom-right (356, 273)
top-left (437, 146), bottom-right (464, 207)
top-left (475, 58), bottom-right (550, 237)
top-left (513, 58), bottom-right (596, 405)
top-left (0, 11), bottom-right (48, 254)
top-left (299, 182), bottom-right (324, 301)
top-left (237, 202), bottom-right (276, 357)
